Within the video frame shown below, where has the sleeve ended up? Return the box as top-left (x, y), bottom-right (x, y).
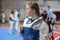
top-left (40, 22), bottom-right (49, 37)
top-left (9, 17), bottom-right (12, 21)
top-left (9, 17), bottom-right (15, 22)
top-left (43, 24), bottom-right (49, 37)
top-left (9, 14), bottom-right (12, 20)
top-left (39, 22), bottom-right (49, 40)
top-left (9, 14), bottom-right (16, 22)
top-left (32, 23), bottom-right (40, 30)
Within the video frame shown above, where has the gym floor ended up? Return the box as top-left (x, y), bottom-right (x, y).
top-left (0, 23), bottom-right (60, 40)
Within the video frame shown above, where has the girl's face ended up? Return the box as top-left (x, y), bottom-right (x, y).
top-left (26, 4), bottom-right (35, 16)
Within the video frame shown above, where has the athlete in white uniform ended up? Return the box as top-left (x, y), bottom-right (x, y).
top-left (14, 8), bottom-right (21, 35)
top-left (2, 12), bottom-right (5, 23)
top-left (9, 10), bottom-right (16, 34)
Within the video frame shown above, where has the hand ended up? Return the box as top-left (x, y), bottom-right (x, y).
top-left (45, 18), bottom-right (47, 22)
top-left (20, 26), bottom-right (23, 35)
top-left (33, 26), bottom-right (39, 30)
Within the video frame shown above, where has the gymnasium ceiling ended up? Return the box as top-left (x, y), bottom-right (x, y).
top-left (44, 0), bottom-right (60, 1)
top-left (20, 0), bottom-right (60, 1)
top-left (2, 0), bottom-right (60, 1)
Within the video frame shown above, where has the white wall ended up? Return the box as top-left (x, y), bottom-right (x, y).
top-left (2, 0), bottom-right (26, 19)
top-left (2, 0), bottom-right (60, 19)
top-left (45, 1), bottom-right (60, 11)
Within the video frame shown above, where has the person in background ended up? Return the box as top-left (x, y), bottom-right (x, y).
top-left (2, 12), bottom-right (5, 24)
top-left (46, 6), bottom-right (53, 33)
top-left (8, 9), bottom-right (16, 35)
top-left (14, 8), bottom-right (21, 35)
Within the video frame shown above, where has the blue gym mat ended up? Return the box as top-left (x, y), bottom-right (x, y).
top-left (0, 27), bottom-right (60, 40)
top-left (0, 27), bottom-right (23, 40)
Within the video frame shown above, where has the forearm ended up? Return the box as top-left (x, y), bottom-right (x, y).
top-left (32, 24), bottom-right (40, 30)
top-left (9, 17), bottom-right (16, 21)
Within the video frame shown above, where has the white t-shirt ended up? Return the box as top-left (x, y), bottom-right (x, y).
top-left (47, 9), bottom-right (53, 18)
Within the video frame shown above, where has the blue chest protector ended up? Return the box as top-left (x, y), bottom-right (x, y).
top-left (23, 17), bottom-right (39, 40)
top-left (17, 13), bottom-right (20, 18)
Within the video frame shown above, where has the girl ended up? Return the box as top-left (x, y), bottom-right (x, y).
top-left (22, 2), bottom-right (40, 40)
top-left (22, 1), bottom-right (49, 40)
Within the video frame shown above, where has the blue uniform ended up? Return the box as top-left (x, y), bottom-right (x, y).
top-left (23, 17), bottom-right (39, 40)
